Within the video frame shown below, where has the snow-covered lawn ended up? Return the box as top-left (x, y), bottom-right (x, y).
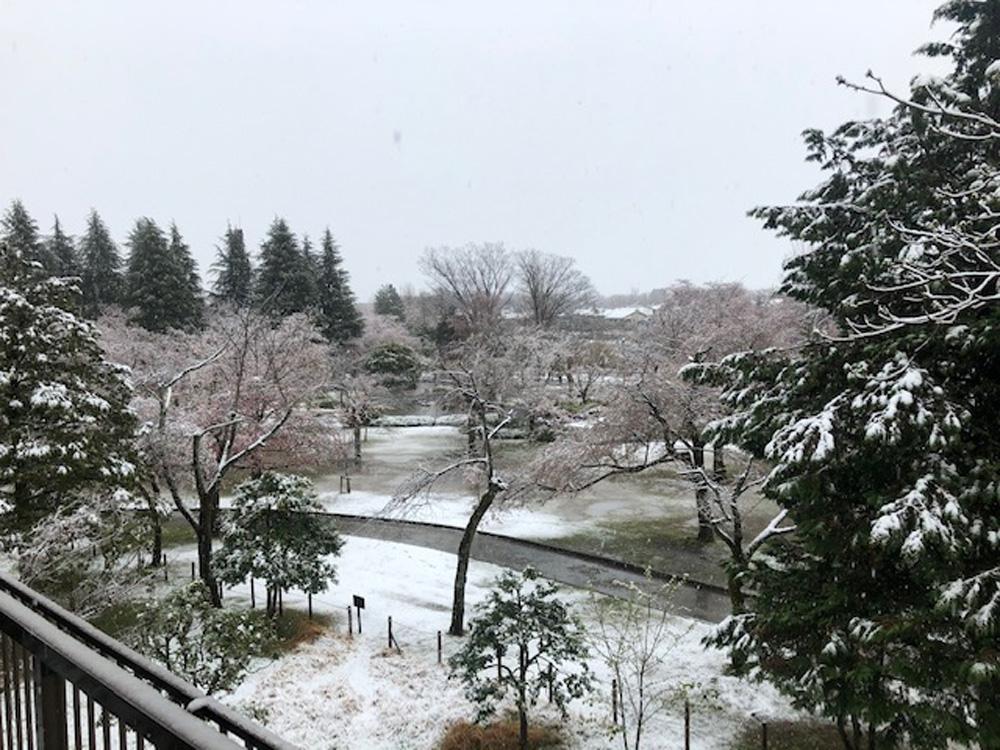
top-left (171, 536), bottom-right (802, 750)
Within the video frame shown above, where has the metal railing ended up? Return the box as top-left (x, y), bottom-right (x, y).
top-left (0, 572), bottom-right (300, 749)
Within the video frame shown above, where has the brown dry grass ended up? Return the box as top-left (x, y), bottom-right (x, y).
top-left (274, 609), bottom-right (335, 650)
top-left (438, 718), bottom-right (564, 750)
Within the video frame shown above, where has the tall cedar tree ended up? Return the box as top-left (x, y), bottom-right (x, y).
top-left (79, 209), bottom-right (123, 318)
top-left (210, 225), bottom-right (254, 307)
top-left (47, 216), bottom-right (79, 278)
top-left (689, 3), bottom-right (1000, 747)
top-left (168, 222), bottom-right (206, 329)
top-left (123, 218), bottom-right (203, 332)
top-left (316, 228), bottom-right (363, 343)
top-left (0, 238), bottom-right (137, 529)
top-left (1, 200), bottom-right (51, 274)
top-left (255, 218), bottom-right (316, 317)
top-left (373, 283), bottom-right (405, 321)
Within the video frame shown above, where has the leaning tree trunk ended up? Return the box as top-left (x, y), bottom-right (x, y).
top-left (449, 484), bottom-right (499, 636)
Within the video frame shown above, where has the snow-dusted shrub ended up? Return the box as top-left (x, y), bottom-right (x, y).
top-left (128, 581), bottom-right (276, 694)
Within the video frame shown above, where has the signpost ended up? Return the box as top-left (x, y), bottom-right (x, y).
top-left (353, 595), bottom-right (365, 634)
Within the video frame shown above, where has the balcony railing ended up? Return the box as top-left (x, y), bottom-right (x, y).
top-left (0, 572), bottom-right (300, 749)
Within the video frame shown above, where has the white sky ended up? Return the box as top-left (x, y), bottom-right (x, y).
top-left (0, 1), bottom-right (952, 301)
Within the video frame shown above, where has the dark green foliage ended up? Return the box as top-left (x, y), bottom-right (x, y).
top-left (364, 342), bottom-right (421, 388)
top-left (214, 472), bottom-right (344, 618)
top-left (128, 582), bottom-right (277, 694)
top-left (168, 222), bottom-right (206, 329)
top-left (79, 209), bottom-right (123, 317)
top-left (315, 228), bottom-right (363, 343)
top-left (449, 568), bottom-right (592, 750)
top-left (374, 283), bottom-right (405, 321)
top-left (211, 225), bottom-right (254, 307)
top-left (255, 218), bottom-right (316, 317)
top-left (689, 4), bottom-right (1000, 747)
top-left (46, 216), bottom-right (79, 278)
top-left (0, 239), bottom-right (137, 529)
top-left (1, 200), bottom-right (51, 273)
top-left (123, 218), bottom-right (204, 332)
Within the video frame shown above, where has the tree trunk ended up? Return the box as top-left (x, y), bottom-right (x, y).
top-left (353, 424), bottom-right (362, 465)
top-left (712, 441), bottom-right (726, 481)
top-left (690, 437), bottom-right (714, 544)
top-left (198, 486), bottom-right (221, 607)
top-left (449, 486), bottom-right (498, 635)
top-left (518, 643), bottom-right (529, 750)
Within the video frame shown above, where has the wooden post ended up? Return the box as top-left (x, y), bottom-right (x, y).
top-left (612, 679), bottom-right (618, 724)
top-left (278, 588), bottom-right (283, 616)
top-left (761, 721), bottom-right (768, 750)
top-left (190, 562), bottom-right (195, 580)
top-left (347, 606), bottom-right (353, 637)
top-left (388, 617), bottom-right (393, 650)
top-left (547, 664), bottom-right (553, 702)
top-left (250, 578), bottom-right (256, 609)
top-left (163, 557), bottom-right (168, 582)
top-left (34, 660), bottom-right (68, 750)
top-left (308, 593), bottom-right (313, 619)
top-left (685, 700), bottom-right (691, 750)
top-left (437, 631), bottom-right (443, 664)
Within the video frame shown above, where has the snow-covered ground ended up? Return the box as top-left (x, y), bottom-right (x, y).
top-left (199, 424), bottom-right (802, 748)
top-left (167, 535), bottom-right (802, 750)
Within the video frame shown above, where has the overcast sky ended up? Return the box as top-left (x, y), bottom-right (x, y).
top-left (1, 1), bottom-right (953, 302)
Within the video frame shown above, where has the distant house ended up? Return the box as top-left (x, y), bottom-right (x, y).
top-left (600, 305), bottom-right (658, 324)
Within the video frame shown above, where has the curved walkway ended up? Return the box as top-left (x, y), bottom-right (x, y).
top-left (328, 513), bottom-right (733, 623)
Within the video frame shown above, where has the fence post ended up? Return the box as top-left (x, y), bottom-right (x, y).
top-left (348, 606), bottom-right (353, 637)
top-left (547, 664), bottom-right (553, 702)
top-left (308, 593), bottom-right (313, 620)
top-left (388, 617), bottom-right (393, 650)
top-left (437, 631), bottom-right (443, 664)
top-left (761, 721), bottom-right (768, 750)
top-left (612, 679), bottom-right (618, 724)
top-left (34, 659), bottom-right (68, 750)
top-left (496, 646), bottom-right (502, 683)
top-left (190, 562), bottom-right (195, 581)
top-left (250, 578), bottom-right (256, 609)
top-left (685, 700), bottom-right (691, 750)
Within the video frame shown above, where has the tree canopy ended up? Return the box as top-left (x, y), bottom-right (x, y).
top-left (690, 3), bottom-right (1000, 746)
top-left (0, 238), bottom-right (137, 528)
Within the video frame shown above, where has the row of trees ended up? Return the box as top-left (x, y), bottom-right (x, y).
top-left (0, 204), bottom-right (364, 342)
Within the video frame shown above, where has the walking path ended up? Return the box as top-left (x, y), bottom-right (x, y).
top-left (329, 513), bottom-right (733, 622)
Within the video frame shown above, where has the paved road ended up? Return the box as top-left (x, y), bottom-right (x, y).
top-left (329, 514), bottom-right (733, 623)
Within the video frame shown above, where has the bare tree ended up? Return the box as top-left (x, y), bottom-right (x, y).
top-left (419, 243), bottom-right (514, 335)
top-left (515, 249), bottom-right (596, 327)
top-left (102, 307), bottom-right (333, 605)
top-left (389, 329), bottom-right (558, 635)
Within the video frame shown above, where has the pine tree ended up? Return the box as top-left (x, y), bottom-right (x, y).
top-left (691, 4), bottom-right (1000, 746)
top-left (374, 283), bottom-right (405, 321)
top-left (210, 225), bottom-right (254, 307)
top-left (0, 238), bottom-right (137, 529)
top-left (78, 209), bottom-right (123, 317)
top-left (123, 218), bottom-right (202, 332)
top-left (47, 216), bottom-right (79, 279)
top-left (1, 200), bottom-right (51, 273)
top-left (254, 218), bottom-right (315, 317)
top-left (316, 228), bottom-right (363, 343)
top-left (168, 222), bottom-right (206, 330)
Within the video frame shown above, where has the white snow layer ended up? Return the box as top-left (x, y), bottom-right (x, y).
top-left (206, 538), bottom-right (800, 749)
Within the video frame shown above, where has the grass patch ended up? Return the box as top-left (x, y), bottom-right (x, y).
top-left (272, 608), bottom-right (336, 651)
top-left (544, 517), bottom-right (729, 587)
top-left (439, 717), bottom-right (565, 749)
top-left (160, 515), bottom-right (198, 548)
top-left (731, 718), bottom-right (849, 750)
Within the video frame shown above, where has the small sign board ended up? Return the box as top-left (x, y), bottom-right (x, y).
top-left (353, 595), bottom-right (366, 610)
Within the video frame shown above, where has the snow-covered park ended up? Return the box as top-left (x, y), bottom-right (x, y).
top-left (196, 424), bottom-right (803, 749)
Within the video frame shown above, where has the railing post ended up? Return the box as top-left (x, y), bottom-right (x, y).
top-left (34, 659), bottom-right (68, 750)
